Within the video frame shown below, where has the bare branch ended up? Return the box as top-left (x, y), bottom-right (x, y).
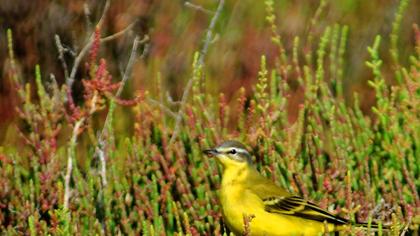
top-left (94, 34), bottom-right (148, 188)
top-left (185, 1), bottom-right (214, 15)
top-left (63, 118), bottom-right (85, 210)
top-left (96, 139), bottom-right (107, 186)
top-left (168, 0), bottom-right (225, 147)
top-left (63, 0), bottom-right (111, 212)
top-left (198, 0), bottom-right (224, 66)
top-left (55, 35), bottom-right (69, 80)
top-left (147, 98), bottom-right (178, 118)
top-left (83, 3), bottom-right (92, 31)
top-left (116, 36), bottom-right (148, 97)
top-left (101, 21), bottom-right (139, 44)
top-left (96, 0), bottom-right (110, 30)
top-left (140, 37), bottom-right (150, 59)
top-left (400, 216), bottom-right (412, 236)
top-left (67, 20), bottom-right (137, 90)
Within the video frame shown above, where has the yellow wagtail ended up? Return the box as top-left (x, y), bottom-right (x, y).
top-left (203, 140), bottom-right (386, 236)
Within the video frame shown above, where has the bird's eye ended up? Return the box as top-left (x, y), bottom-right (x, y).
top-left (229, 149), bottom-right (237, 154)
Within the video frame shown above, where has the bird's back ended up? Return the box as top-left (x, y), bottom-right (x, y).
top-left (244, 168), bottom-right (291, 198)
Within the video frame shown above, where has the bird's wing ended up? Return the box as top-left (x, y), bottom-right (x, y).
top-left (245, 169), bottom-right (292, 197)
top-left (245, 168), bottom-right (348, 225)
top-left (263, 195), bottom-right (348, 225)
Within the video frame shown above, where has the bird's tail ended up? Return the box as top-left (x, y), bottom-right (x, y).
top-left (354, 221), bottom-right (390, 231)
top-left (336, 221), bottom-right (392, 233)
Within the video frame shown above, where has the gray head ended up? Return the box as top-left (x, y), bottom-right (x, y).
top-left (203, 140), bottom-right (252, 167)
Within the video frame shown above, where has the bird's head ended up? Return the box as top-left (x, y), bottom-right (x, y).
top-left (203, 140), bottom-right (252, 169)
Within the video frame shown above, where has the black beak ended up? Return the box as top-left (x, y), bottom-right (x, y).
top-left (203, 149), bottom-right (218, 157)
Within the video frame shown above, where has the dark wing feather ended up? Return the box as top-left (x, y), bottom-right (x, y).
top-left (263, 196), bottom-right (348, 225)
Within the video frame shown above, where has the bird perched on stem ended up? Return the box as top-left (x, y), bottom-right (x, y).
top-left (203, 140), bottom-right (387, 236)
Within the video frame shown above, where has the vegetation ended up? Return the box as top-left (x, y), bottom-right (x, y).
top-left (0, 0), bottom-right (419, 235)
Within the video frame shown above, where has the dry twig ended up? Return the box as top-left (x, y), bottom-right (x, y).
top-left (168, 0), bottom-right (225, 147)
top-left (67, 20), bottom-right (137, 90)
top-left (95, 35), bottom-right (145, 188)
top-left (185, 1), bottom-right (214, 15)
top-left (62, 0), bottom-right (137, 212)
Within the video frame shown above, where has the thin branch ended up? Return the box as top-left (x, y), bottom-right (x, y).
top-left (85, 33), bottom-right (145, 236)
top-left (96, 139), bottom-right (107, 186)
top-left (96, 0), bottom-right (110, 30)
top-left (55, 35), bottom-right (70, 80)
top-left (147, 98), bottom-right (178, 118)
top-left (116, 36), bottom-right (149, 97)
top-left (63, 118), bottom-right (85, 210)
top-left (140, 38), bottom-right (150, 59)
top-left (101, 22), bottom-right (140, 44)
top-left (399, 216), bottom-right (412, 236)
top-left (185, 1), bottom-right (214, 15)
top-left (96, 35), bottom-right (142, 188)
top-left (63, 0), bottom-right (111, 212)
top-left (198, 0), bottom-right (224, 66)
top-left (168, 0), bottom-right (225, 147)
top-left (67, 20), bottom-right (137, 90)
top-left (83, 3), bottom-right (93, 31)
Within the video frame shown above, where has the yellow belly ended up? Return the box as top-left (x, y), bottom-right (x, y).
top-left (220, 187), bottom-right (335, 236)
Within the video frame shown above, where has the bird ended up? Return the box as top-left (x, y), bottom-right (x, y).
top-left (203, 140), bottom-right (387, 236)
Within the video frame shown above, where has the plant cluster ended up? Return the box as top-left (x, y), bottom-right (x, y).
top-left (0, 0), bottom-right (419, 235)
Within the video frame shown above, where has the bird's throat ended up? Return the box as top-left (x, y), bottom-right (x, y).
top-left (221, 165), bottom-right (249, 187)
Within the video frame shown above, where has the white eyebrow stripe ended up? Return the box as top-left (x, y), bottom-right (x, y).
top-left (235, 148), bottom-right (249, 154)
top-left (217, 147), bottom-right (249, 155)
